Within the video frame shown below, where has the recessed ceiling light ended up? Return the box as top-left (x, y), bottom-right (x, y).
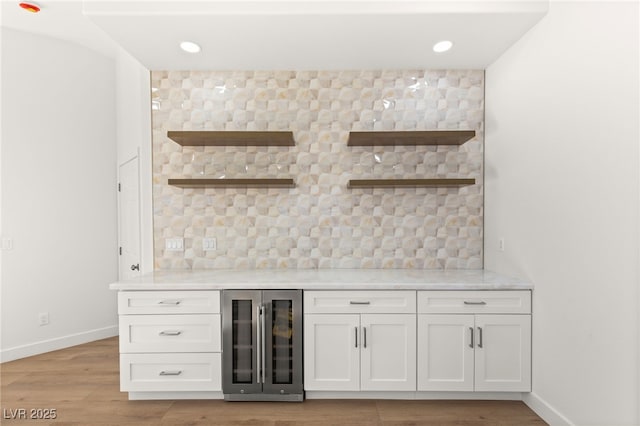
top-left (180, 41), bottom-right (201, 53)
top-left (433, 40), bottom-right (453, 53)
top-left (19, 2), bottom-right (41, 13)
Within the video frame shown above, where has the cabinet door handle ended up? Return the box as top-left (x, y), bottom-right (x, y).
top-left (477, 327), bottom-right (483, 348)
top-left (158, 300), bottom-right (182, 306)
top-left (363, 327), bottom-right (367, 348)
top-left (355, 327), bottom-right (358, 348)
top-left (159, 330), bottom-right (182, 336)
top-left (260, 305), bottom-right (266, 385)
top-left (159, 370), bottom-right (182, 376)
top-left (349, 301), bottom-right (371, 305)
top-left (464, 301), bottom-right (487, 306)
top-left (469, 327), bottom-right (474, 348)
top-left (256, 305), bottom-right (262, 384)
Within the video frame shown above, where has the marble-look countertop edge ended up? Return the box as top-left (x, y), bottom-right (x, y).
top-left (109, 269), bottom-right (533, 291)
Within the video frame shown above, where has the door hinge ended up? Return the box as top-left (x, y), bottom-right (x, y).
top-left (119, 247), bottom-right (122, 255)
top-left (118, 183), bottom-right (121, 192)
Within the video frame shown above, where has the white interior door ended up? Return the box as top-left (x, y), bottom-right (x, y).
top-left (118, 156), bottom-right (141, 280)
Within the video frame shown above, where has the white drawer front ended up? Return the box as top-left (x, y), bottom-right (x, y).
top-left (417, 291), bottom-right (531, 314)
top-left (119, 314), bottom-right (221, 353)
top-left (304, 291), bottom-right (416, 314)
top-left (118, 291), bottom-right (220, 314)
top-left (120, 353), bottom-right (221, 392)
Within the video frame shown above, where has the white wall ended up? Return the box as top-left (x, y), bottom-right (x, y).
top-left (485, 2), bottom-right (639, 425)
top-left (115, 49), bottom-right (153, 275)
top-left (0, 28), bottom-right (119, 361)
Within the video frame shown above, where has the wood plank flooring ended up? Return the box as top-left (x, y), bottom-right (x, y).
top-left (0, 337), bottom-right (547, 425)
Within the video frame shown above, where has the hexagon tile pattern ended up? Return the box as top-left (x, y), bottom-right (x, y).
top-left (152, 70), bottom-right (484, 270)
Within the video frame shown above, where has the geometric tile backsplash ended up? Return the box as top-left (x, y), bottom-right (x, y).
top-left (151, 69), bottom-right (484, 269)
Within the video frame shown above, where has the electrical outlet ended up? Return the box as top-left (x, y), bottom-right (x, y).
top-left (203, 238), bottom-right (217, 251)
top-left (165, 238), bottom-right (184, 251)
top-left (498, 238), bottom-right (505, 252)
top-left (38, 312), bottom-right (49, 326)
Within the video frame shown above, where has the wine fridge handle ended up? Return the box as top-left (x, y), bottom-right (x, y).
top-left (261, 305), bottom-right (266, 384)
top-left (256, 305), bottom-right (261, 384)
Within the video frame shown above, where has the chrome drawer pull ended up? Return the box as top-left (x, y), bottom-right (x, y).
top-left (158, 300), bottom-right (182, 305)
top-left (159, 330), bottom-right (182, 336)
top-left (349, 301), bottom-right (371, 305)
top-left (463, 301), bottom-right (487, 305)
top-left (159, 370), bottom-right (182, 376)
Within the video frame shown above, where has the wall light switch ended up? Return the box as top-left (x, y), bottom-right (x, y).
top-left (165, 238), bottom-right (184, 251)
top-left (38, 312), bottom-right (49, 326)
top-left (203, 238), bottom-right (217, 251)
top-left (1, 238), bottom-right (12, 250)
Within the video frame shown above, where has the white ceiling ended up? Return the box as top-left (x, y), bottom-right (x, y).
top-left (2, 1), bottom-right (549, 70)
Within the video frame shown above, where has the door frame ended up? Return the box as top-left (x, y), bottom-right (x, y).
top-left (117, 152), bottom-right (142, 280)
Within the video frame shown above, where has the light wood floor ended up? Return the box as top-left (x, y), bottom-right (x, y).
top-left (1, 337), bottom-right (547, 425)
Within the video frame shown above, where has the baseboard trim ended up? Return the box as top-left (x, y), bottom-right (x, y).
top-left (128, 391), bottom-right (224, 400)
top-left (306, 391), bottom-right (524, 400)
top-left (0, 325), bottom-right (118, 363)
top-left (523, 392), bottom-right (574, 426)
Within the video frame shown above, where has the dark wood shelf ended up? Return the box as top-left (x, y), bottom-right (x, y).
top-left (347, 130), bottom-right (475, 146)
top-left (347, 178), bottom-right (476, 188)
top-left (167, 131), bottom-right (295, 146)
top-left (168, 178), bottom-right (295, 188)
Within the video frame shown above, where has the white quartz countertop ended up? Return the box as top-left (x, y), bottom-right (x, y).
top-left (109, 269), bottom-right (532, 291)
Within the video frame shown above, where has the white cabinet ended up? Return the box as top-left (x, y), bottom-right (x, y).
top-left (360, 314), bottom-right (416, 391)
top-left (304, 291), bottom-right (416, 392)
top-left (304, 314), bottom-right (360, 391)
top-left (417, 291), bottom-right (531, 393)
top-left (118, 290), bottom-right (222, 395)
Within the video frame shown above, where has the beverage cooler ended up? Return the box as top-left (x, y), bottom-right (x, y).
top-left (221, 290), bottom-right (303, 401)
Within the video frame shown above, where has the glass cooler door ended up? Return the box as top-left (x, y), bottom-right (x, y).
top-left (262, 290), bottom-right (303, 395)
top-left (222, 290), bottom-right (262, 394)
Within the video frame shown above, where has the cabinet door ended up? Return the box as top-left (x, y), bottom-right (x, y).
top-left (304, 314), bottom-right (360, 391)
top-left (360, 314), bottom-right (416, 391)
top-left (417, 314), bottom-right (474, 391)
top-left (474, 314), bottom-right (531, 392)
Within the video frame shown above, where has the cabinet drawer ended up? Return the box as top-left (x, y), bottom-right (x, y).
top-left (417, 291), bottom-right (531, 314)
top-left (304, 291), bottom-right (416, 314)
top-left (120, 353), bottom-right (221, 392)
top-left (119, 314), bottom-right (221, 353)
top-left (118, 291), bottom-right (220, 315)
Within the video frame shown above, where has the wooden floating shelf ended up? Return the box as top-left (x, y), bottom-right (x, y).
top-left (168, 178), bottom-right (295, 188)
top-left (167, 131), bottom-right (295, 147)
top-left (347, 130), bottom-right (476, 146)
top-left (347, 179), bottom-right (476, 188)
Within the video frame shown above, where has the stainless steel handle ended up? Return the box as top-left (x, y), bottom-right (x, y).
top-left (256, 305), bottom-right (262, 384)
top-left (130, 264), bottom-right (139, 271)
top-left (477, 327), bottom-right (483, 348)
top-left (159, 370), bottom-right (182, 376)
top-left (158, 300), bottom-right (181, 305)
top-left (355, 327), bottom-right (358, 348)
top-left (464, 301), bottom-right (487, 305)
top-left (260, 305), bottom-right (266, 384)
top-left (469, 327), bottom-right (474, 348)
top-left (349, 301), bottom-right (371, 305)
top-left (159, 330), bottom-right (182, 336)
top-left (363, 327), bottom-right (367, 348)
